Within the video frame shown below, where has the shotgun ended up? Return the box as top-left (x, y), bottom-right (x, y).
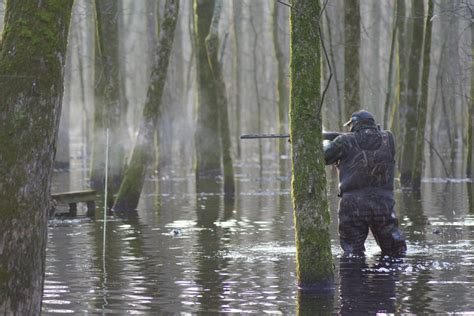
top-left (240, 132), bottom-right (343, 141)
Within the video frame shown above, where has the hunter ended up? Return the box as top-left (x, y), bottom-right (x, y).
top-left (324, 110), bottom-right (407, 257)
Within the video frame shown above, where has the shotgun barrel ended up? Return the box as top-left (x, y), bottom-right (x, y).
top-left (240, 132), bottom-right (343, 141)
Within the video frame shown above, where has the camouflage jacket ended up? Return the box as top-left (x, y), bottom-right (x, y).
top-left (324, 124), bottom-right (396, 194)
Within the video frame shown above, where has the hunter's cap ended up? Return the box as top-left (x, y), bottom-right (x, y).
top-left (343, 110), bottom-right (375, 126)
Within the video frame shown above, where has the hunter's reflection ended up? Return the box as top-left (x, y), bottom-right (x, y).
top-left (339, 256), bottom-right (400, 314)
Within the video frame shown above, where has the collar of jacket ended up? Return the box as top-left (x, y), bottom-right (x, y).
top-left (350, 123), bottom-right (378, 132)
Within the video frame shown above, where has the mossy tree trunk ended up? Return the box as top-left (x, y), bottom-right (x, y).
top-left (344, 0), bottom-right (360, 117)
top-left (0, 1), bottom-right (73, 313)
top-left (290, 0), bottom-right (334, 289)
top-left (90, 0), bottom-right (128, 199)
top-left (194, 0), bottom-right (221, 180)
top-left (393, 0), bottom-right (408, 141)
top-left (400, 0), bottom-right (424, 187)
top-left (412, 0), bottom-right (434, 189)
top-left (205, 0), bottom-right (235, 196)
top-left (113, 0), bottom-right (179, 211)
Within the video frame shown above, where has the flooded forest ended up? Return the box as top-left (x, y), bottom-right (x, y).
top-left (0, 0), bottom-right (473, 314)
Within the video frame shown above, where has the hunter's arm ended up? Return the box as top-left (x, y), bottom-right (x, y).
top-left (324, 135), bottom-right (345, 165)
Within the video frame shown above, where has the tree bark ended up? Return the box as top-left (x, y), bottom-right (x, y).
top-left (0, 1), bottom-right (73, 313)
top-left (400, 0), bottom-right (425, 187)
top-left (232, 0), bottom-right (242, 159)
top-left (90, 0), bottom-right (128, 200)
top-left (250, 4), bottom-right (264, 179)
top-left (383, 2), bottom-right (398, 128)
top-left (273, 2), bottom-right (289, 158)
top-left (113, 0), bottom-right (179, 211)
top-left (55, 49), bottom-right (72, 169)
top-left (412, 0), bottom-right (434, 189)
top-left (467, 17), bottom-right (474, 179)
top-left (290, 0), bottom-right (334, 289)
top-left (194, 0), bottom-right (221, 180)
top-left (344, 0), bottom-right (361, 117)
top-left (323, 7), bottom-right (343, 128)
top-left (394, 0), bottom-right (408, 158)
top-left (205, 0), bottom-right (235, 197)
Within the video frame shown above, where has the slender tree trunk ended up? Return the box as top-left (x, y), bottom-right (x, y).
top-left (0, 0), bottom-right (4, 36)
top-left (369, 0), bottom-right (382, 119)
top-left (412, 0), bottom-right (434, 189)
top-left (74, 2), bottom-right (92, 159)
top-left (205, 0), bottom-right (235, 196)
top-left (273, 2), bottom-right (289, 158)
top-left (113, 0), bottom-right (179, 211)
top-left (400, 0), bottom-right (424, 187)
top-left (383, 2), bottom-right (398, 128)
top-left (344, 0), bottom-right (361, 117)
top-left (290, 0), bottom-right (334, 289)
top-left (56, 50), bottom-right (72, 169)
top-left (250, 6), bottom-right (264, 179)
top-left (194, 0), bottom-right (221, 180)
top-left (467, 20), bottom-right (474, 178)
top-left (0, 1), bottom-right (73, 312)
top-left (90, 0), bottom-right (128, 199)
top-left (394, 0), bottom-right (408, 150)
top-left (323, 8), bottom-right (343, 128)
top-left (232, 1), bottom-right (242, 159)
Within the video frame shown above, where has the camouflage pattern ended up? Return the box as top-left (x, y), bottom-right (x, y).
top-left (324, 123), bottom-right (407, 257)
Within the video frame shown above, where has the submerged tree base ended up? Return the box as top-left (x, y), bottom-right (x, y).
top-left (297, 281), bottom-right (335, 294)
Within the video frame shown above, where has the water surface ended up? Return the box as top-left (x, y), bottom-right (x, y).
top-left (43, 158), bottom-right (474, 314)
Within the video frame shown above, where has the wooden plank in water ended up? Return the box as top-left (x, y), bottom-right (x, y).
top-left (51, 189), bottom-right (97, 217)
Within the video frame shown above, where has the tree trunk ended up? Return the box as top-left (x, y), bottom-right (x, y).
top-left (467, 20), bottom-right (474, 179)
top-left (273, 2), bottom-right (289, 158)
top-left (205, 0), bottom-right (235, 196)
top-left (55, 50), bottom-right (72, 169)
top-left (232, 0), bottom-right (242, 159)
top-left (344, 0), bottom-right (361, 117)
top-left (90, 0), bottom-right (128, 200)
top-left (412, 0), bottom-right (434, 189)
top-left (323, 7), bottom-right (343, 128)
top-left (0, 0), bottom-right (4, 35)
top-left (290, 0), bottom-right (334, 289)
top-left (393, 0), bottom-right (408, 144)
top-left (194, 0), bottom-right (221, 180)
top-left (250, 4), bottom-right (264, 179)
top-left (383, 2), bottom-right (398, 128)
top-left (113, 0), bottom-right (179, 211)
top-left (0, 1), bottom-right (73, 313)
top-left (400, 0), bottom-right (424, 187)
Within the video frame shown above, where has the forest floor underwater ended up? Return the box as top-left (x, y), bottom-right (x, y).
top-left (43, 143), bottom-right (474, 314)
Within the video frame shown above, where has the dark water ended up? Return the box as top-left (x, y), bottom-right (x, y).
top-left (43, 155), bottom-right (474, 314)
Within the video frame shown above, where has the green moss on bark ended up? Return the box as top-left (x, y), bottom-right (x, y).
top-left (114, 144), bottom-right (150, 211)
top-left (0, 1), bottom-right (73, 313)
top-left (400, 0), bottom-right (425, 187)
top-left (194, 0), bottom-right (222, 179)
top-left (344, 0), bottom-right (361, 117)
top-left (113, 0), bottom-right (179, 211)
top-left (290, 0), bottom-right (334, 289)
top-left (90, 0), bottom-right (128, 193)
top-left (412, 0), bottom-right (433, 189)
